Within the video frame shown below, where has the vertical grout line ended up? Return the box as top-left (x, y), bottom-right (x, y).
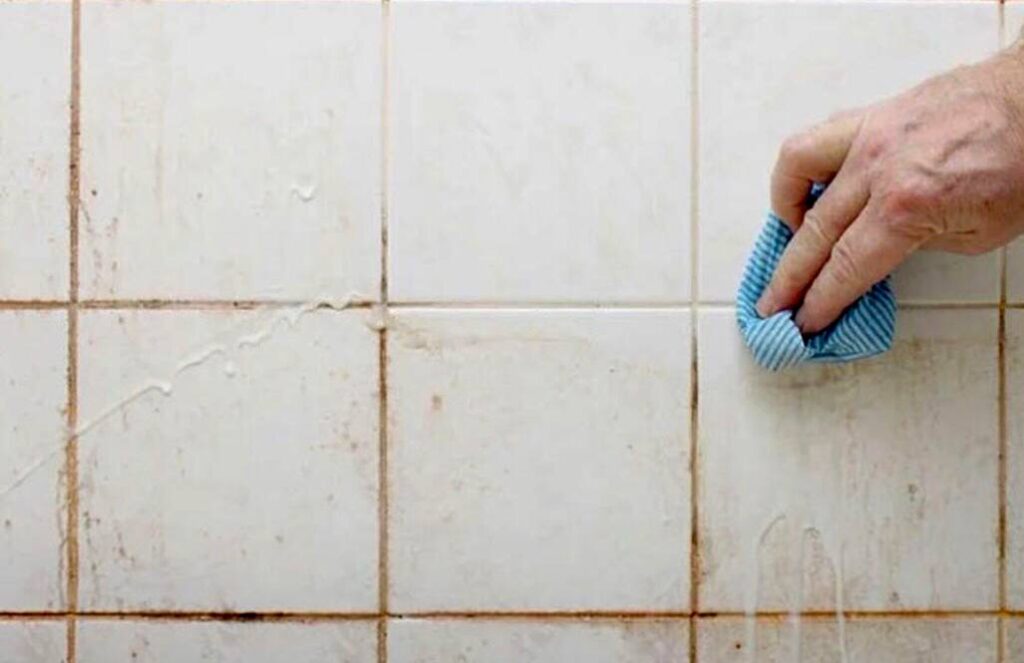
top-left (687, 0), bottom-right (701, 661)
top-left (377, 0), bottom-right (391, 661)
top-left (999, 245), bottom-right (1009, 663)
top-left (999, 10), bottom-right (1010, 663)
top-left (65, 0), bottom-right (82, 659)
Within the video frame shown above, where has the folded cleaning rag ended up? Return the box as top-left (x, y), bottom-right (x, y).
top-left (735, 186), bottom-right (896, 371)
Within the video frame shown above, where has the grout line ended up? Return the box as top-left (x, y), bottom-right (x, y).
top-left (0, 609), bottom-right (1019, 623)
top-left (387, 300), bottom-right (696, 310)
top-left (687, 0), bottom-right (701, 661)
top-left (999, 243), bottom-right (1009, 663)
top-left (3, 612), bottom-right (379, 623)
top-left (388, 611), bottom-right (694, 620)
top-left (378, 1), bottom-right (392, 661)
top-left (2, 299), bottom-right (1023, 313)
top-left (695, 610), bottom-right (1010, 621)
top-left (999, 18), bottom-right (1010, 663)
top-left (78, 299), bottom-right (376, 311)
top-left (65, 0), bottom-right (82, 659)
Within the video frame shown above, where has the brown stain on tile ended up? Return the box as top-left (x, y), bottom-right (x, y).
top-left (430, 394), bottom-right (443, 412)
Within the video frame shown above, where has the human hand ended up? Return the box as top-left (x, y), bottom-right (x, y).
top-left (756, 46), bottom-right (1024, 333)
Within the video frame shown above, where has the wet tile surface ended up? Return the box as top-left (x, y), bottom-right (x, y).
top-left (698, 309), bottom-right (998, 611)
top-left (389, 2), bottom-right (691, 303)
top-left (79, 1), bottom-right (382, 301)
top-left (388, 310), bottom-right (691, 610)
top-left (76, 309), bottom-right (380, 611)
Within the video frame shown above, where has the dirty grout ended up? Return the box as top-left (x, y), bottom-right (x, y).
top-left (64, 0), bottom-right (82, 659)
top-left (377, 2), bottom-right (392, 661)
top-left (688, 0), bottom-right (701, 661)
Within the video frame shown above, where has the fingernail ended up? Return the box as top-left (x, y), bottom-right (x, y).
top-left (794, 308), bottom-right (816, 334)
top-left (794, 307), bottom-right (807, 331)
top-left (756, 289), bottom-right (776, 318)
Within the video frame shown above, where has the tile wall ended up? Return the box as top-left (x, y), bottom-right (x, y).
top-left (1, 0), bottom-right (1021, 660)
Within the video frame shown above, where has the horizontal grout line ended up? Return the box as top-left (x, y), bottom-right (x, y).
top-left (79, 299), bottom-right (377, 311)
top-left (0, 300), bottom-right (67, 310)
top-left (0, 611), bottom-right (379, 623)
top-left (389, 611), bottom-right (693, 620)
top-left (0, 300), bottom-right (1016, 312)
top-left (1, 609), bottom-right (1021, 624)
top-left (0, 300), bottom-right (377, 312)
top-left (697, 609), bottom-right (1016, 620)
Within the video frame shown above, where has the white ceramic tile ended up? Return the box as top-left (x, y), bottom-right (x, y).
top-left (698, 309), bottom-right (998, 611)
top-left (388, 619), bottom-right (688, 663)
top-left (0, 2), bottom-right (69, 300)
top-left (80, 1), bottom-right (381, 301)
top-left (389, 310), bottom-right (690, 610)
top-left (0, 621), bottom-right (66, 663)
top-left (698, 617), bottom-right (996, 663)
top-left (699, 1), bottom-right (1000, 304)
top-left (0, 312), bottom-right (67, 610)
top-left (1005, 311), bottom-right (1024, 607)
top-left (76, 308), bottom-right (379, 611)
top-left (389, 3), bottom-right (691, 303)
top-left (76, 620), bottom-right (376, 663)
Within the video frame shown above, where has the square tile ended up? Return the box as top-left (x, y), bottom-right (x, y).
top-left (1005, 311), bottom-right (1024, 607)
top-left (0, 312), bottom-right (67, 610)
top-left (0, 2), bottom-right (69, 299)
top-left (389, 3), bottom-right (691, 303)
top-left (76, 620), bottom-right (376, 663)
top-left (76, 308), bottom-right (380, 611)
top-left (80, 1), bottom-right (381, 301)
top-left (697, 308), bottom-right (998, 611)
top-left (388, 619), bottom-right (689, 663)
top-left (699, 0), bottom-right (999, 304)
top-left (388, 309), bottom-right (691, 611)
top-left (698, 616), bottom-right (996, 662)
top-left (0, 620), bottom-right (66, 663)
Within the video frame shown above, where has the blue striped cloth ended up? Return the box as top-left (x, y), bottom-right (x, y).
top-left (735, 188), bottom-right (896, 371)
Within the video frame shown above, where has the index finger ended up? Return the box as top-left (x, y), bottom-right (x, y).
top-left (771, 110), bottom-right (865, 229)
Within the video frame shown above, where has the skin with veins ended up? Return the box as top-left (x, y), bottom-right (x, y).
top-left (758, 40), bottom-right (1024, 333)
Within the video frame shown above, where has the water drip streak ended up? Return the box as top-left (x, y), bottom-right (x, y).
top-left (0, 294), bottom-right (369, 501)
top-left (747, 513), bottom-right (787, 662)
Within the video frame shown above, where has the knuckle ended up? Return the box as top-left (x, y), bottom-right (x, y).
top-left (858, 131), bottom-right (889, 162)
top-left (801, 209), bottom-right (836, 247)
top-left (878, 178), bottom-right (943, 239)
top-left (828, 239), bottom-right (863, 286)
top-left (777, 131), bottom-right (815, 167)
